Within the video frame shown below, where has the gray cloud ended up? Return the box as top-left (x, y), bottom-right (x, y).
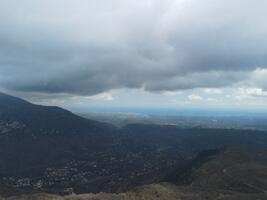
top-left (1, 0), bottom-right (267, 96)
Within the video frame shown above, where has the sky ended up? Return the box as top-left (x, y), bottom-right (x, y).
top-left (1, 0), bottom-right (267, 113)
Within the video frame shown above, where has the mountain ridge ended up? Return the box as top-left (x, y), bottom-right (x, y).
top-left (1, 92), bottom-right (267, 197)
top-left (0, 92), bottom-right (114, 137)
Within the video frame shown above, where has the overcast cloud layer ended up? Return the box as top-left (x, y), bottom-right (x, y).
top-left (1, 0), bottom-right (267, 99)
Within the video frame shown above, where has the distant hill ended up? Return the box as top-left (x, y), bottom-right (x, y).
top-left (1, 92), bottom-right (267, 197)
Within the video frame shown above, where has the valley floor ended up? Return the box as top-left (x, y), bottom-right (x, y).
top-left (4, 146), bottom-right (267, 200)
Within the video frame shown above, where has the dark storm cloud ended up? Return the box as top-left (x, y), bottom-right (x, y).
top-left (1, 0), bottom-right (267, 96)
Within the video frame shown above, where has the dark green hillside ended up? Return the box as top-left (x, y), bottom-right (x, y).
top-left (1, 92), bottom-right (267, 197)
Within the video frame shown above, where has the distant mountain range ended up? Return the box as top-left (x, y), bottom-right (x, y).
top-left (1, 92), bottom-right (267, 197)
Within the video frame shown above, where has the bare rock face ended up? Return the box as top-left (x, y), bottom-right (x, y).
top-left (2, 184), bottom-right (183, 200)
